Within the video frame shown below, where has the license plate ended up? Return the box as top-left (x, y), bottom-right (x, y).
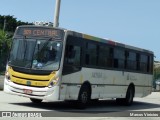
top-left (23, 89), bottom-right (32, 94)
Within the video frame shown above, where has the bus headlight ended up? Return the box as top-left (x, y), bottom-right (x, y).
top-left (5, 71), bottom-right (11, 82)
top-left (48, 77), bottom-right (59, 88)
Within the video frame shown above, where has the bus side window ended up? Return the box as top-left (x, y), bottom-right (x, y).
top-left (113, 48), bottom-right (125, 69)
top-left (108, 48), bottom-right (114, 68)
top-left (65, 45), bottom-right (81, 66)
top-left (98, 45), bottom-right (110, 68)
top-left (129, 52), bottom-right (136, 70)
top-left (85, 42), bottom-right (97, 66)
top-left (147, 55), bottom-right (153, 73)
top-left (150, 55), bottom-right (153, 74)
top-left (136, 53), bottom-right (140, 71)
top-left (140, 54), bottom-right (147, 72)
top-left (147, 56), bottom-right (150, 73)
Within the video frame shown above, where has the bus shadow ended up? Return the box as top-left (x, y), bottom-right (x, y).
top-left (10, 99), bottom-right (160, 112)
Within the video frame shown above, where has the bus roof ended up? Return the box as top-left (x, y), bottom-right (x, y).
top-left (66, 30), bottom-right (154, 55)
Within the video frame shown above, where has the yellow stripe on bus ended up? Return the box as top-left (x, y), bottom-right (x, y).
top-left (11, 75), bottom-right (48, 87)
top-left (9, 67), bottom-right (56, 81)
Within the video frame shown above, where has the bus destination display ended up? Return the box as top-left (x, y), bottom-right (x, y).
top-left (16, 27), bottom-right (63, 38)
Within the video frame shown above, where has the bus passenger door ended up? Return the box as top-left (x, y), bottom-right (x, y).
top-left (60, 37), bottom-right (82, 100)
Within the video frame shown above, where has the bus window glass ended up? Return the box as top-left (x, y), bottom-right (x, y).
top-left (127, 52), bottom-right (136, 70)
top-left (65, 45), bottom-right (81, 66)
top-left (140, 55), bottom-right (147, 72)
top-left (9, 39), bottom-right (36, 68)
top-left (9, 38), bottom-right (62, 71)
top-left (149, 56), bottom-right (153, 73)
top-left (32, 40), bottom-right (62, 70)
top-left (98, 46), bottom-right (110, 67)
top-left (85, 43), bottom-right (97, 66)
top-left (114, 49), bottom-right (125, 69)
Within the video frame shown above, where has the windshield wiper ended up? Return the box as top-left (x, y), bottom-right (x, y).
top-left (31, 38), bottom-right (53, 69)
top-left (40, 38), bottom-right (53, 51)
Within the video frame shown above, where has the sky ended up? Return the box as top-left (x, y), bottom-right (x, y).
top-left (0, 0), bottom-right (160, 60)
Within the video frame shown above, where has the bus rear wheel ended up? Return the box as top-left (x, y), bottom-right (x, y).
top-left (125, 86), bottom-right (134, 106)
top-left (30, 98), bottom-right (42, 103)
top-left (116, 86), bottom-right (134, 106)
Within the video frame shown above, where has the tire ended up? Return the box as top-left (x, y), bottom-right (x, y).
top-left (77, 85), bottom-right (91, 109)
top-left (124, 86), bottom-right (134, 106)
top-left (116, 86), bottom-right (134, 106)
top-left (30, 98), bottom-right (42, 103)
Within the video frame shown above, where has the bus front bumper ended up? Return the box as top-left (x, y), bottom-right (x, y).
top-left (3, 78), bottom-right (60, 102)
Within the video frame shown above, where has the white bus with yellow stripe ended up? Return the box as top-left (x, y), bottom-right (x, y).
top-left (4, 25), bottom-right (154, 107)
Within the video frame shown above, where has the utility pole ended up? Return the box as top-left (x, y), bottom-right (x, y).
top-left (54, 0), bottom-right (61, 27)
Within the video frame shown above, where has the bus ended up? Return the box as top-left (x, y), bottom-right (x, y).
top-left (4, 25), bottom-right (154, 107)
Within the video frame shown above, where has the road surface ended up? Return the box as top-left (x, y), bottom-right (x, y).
top-left (0, 91), bottom-right (160, 120)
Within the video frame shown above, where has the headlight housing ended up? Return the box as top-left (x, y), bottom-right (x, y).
top-left (5, 71), bottom-right (11, 82)
top-left (5, 65), bottom-right (11, 81)
top-left (48, 77), bottom-right (59, 88)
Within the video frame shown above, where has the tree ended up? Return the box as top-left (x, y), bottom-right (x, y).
top-left (0, 15), bottom-right (33, 72)
top-left (153, 62), bottom-right (160, 89)
top-left (0, 15), bottom-right (32, 32)
top-left (0, 30), bottom-right (12, 71)
top-left (154, 63), bottom-right (160, 79)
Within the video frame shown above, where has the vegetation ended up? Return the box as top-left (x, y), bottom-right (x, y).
top-left (152, 62), bottom-right (160, 88)
top-left (154, 69), bottom-right (160, 79)
top-left (0, 15), bottom-right (33, 72)
top-left (154, 62), bottom-right (160, 79)
top-left (0, 30), bottom-right (11, 71)
top-left (0, 15), bottom-right (32, 32)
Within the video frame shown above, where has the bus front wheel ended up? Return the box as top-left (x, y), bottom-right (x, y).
top-left (30, 98), bottom-right (42, 103)
top-left (77, 85), bottom-right (91, 108)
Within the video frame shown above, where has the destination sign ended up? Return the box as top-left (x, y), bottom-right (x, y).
top-left (16, 27), bottom-right (63, 38)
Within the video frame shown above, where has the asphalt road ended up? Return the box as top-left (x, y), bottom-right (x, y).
top-left (0, 91), bottom-right (160, 120)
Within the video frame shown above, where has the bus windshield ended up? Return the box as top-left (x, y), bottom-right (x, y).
top-left (9, 38), bottom-right (63, 71)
